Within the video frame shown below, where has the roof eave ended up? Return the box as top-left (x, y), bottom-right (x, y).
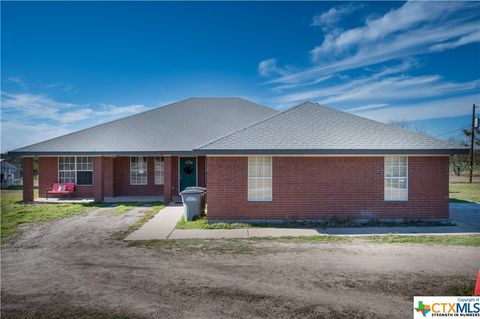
top-left (7, 150), bottom-right (205, 157)
top-left (9, 148), bottom-right (469, 157)
top-left (196, 148), bottom-right (469, 155)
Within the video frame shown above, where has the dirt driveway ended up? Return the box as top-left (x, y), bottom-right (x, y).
top-left (1, 207), bottom-right (479, 319)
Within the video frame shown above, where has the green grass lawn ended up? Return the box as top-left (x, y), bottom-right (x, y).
top-left (1, 188), bottom-right (166, 242)
top-left (449, 183), bottom-right (480, 203)
top-left (113, 202), bottom-right (147, 214)
top-left (113, 202), bottom-right (165, 239)
top-left (177, 216), bottom-right (454, 230)
top-left (364, 234), bottom-right (480, 246)
top-left (0, 188), bottom-right (97, 242)
top-left (176, 216), bottom-right (251, 229)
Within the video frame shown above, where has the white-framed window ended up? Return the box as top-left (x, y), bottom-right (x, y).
top-left (384, 156), bottom-right (408, 201)
top-left (155, 156), bottom-right (164, 185)
top-left (130, 157), bottom-right (148, 185)
top-left (58, 157), bottom-right (93, 185)
top-left (248, 156), bottom-right (272, 201)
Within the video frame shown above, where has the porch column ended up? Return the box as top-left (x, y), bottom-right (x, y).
top-left (197, 156), bottom-right (207, 187)
top-left (22, 157), bottom-right (34, 203)
top-left (164, 156), bottom-right (173, 203)
top-left (93, 157), bottom-right (104, 202)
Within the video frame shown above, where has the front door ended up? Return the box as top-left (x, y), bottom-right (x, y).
top-left (179, 157), bottom-right (197, 192)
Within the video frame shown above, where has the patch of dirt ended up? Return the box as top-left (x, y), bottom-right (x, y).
top-left (1, 207), bottom-right (479, 319)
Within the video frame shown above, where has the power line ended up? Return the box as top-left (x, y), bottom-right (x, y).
top-left (434, 126), bottom-right (469, 138)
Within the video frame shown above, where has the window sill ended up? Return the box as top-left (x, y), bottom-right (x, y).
top-left (247, 200), bottom-right (272, 203)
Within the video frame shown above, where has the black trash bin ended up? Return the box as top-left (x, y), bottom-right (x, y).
top-left (180, 187), bottom-right (207, 221)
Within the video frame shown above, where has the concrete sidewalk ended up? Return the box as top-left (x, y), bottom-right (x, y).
top-left (125, 205), bottom-right (183, 240)
top-left (168, 226), bottom-right (478, 239)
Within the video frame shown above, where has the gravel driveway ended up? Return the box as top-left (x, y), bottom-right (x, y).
top-left (1, 207), bottom-right (479, 319)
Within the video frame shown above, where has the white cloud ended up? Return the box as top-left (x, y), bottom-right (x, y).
top-left (430, 30), bottom-right (480, 52)
top-left (311, 5), bottom-right (358, 29)
top-left (258, 58), bottom-right (287, 77)
top-left (312, 2), bottom-right (461, 57)
top-left (7, 77), bottom-right (27, 88)
top-left (95, 103), bottom-right (147, 116)
top-left (276, 72), bottom-right (479, 105)
top-left (1, 90), bottom-right (151, 152)
top-left (345, 103), bottom-right (388, 112)
top-left (60, 108), bottom-right (95, 123)
top-left (264, 2), bottom-right (479, 89)
top-left (349, 94), bottom-right (480, 122)
top-left (1, 92), bottom-right (149, 123)
top-left (1, 92), bottom-right (79, 121)
top-left (276, 20), bottom-right (479, 87)
top-left (272, 75), bottom-right (333, 92)
top-left (320, 77), bottom-right (478, 105)
top-left (1, 121), bottom-right (72, 153)
top-left (42, 82), bottom-right (62, 88)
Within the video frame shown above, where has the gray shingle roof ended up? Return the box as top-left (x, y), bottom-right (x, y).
top-left (198, 102), bottom-right (467, 155)
top-left (10, 98), bottom-right (278, 155)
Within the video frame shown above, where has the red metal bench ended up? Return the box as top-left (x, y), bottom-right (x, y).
top-left (46, 183), bottom-right (75, 199)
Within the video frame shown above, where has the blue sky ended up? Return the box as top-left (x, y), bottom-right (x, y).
top-left (1, 1), bottom-right (479, 152)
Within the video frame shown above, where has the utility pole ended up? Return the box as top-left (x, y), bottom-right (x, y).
top-left (469, 104), bottom-right (478, 183)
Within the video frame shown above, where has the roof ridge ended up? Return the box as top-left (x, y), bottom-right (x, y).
top-left (196, 101), bottom-right (310, 150)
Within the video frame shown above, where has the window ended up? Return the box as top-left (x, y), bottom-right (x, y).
top-left (248, 156), bottom-right (272, 201)
top-left (384, 156), bottom-right (408, 201)
top-left (58, 157), bottom-right (93, 185)
top-left (130, 157), bottom-right (148, 185)
top-left (155, 156), bottom-right (164, 185)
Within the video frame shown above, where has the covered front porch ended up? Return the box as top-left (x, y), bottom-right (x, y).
top-left (22, 155), bottom-right (206, 203)
top-left (33, 195), bottom-right (172, 204)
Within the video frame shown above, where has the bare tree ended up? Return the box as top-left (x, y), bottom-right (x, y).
top-left (451, 155), bottom-right (469, 176)
top-left (388, 119), bottom-right (410, 130)
top-left (388, 119), bottom-right (427, 135)
top-left (447, 135), bottom-right (477, 177)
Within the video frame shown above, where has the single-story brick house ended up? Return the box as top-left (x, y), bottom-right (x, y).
top-left (10, 97), bottom-right (467, 220)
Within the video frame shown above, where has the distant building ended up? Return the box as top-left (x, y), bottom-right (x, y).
top-left (1, 159), bottom-right (21, 188)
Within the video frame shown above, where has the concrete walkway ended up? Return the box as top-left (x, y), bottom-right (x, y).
top-left (125, 202), bottom-right (480, 241)
top-left (450, 202), bottom-right (480, 229)
top-left (125, 205), bottom-right (183, 240)
top-left (168, 226), bottom-right (478, 239)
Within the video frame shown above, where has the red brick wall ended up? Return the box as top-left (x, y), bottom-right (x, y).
top-left (207, 156), bottom-right (449, 220)
top-left (113, 156), bottom-right (164, 196)
top-left (38, 157), bottom-right (94, 198)
top-left (103, 157), bottom-right (114, 197)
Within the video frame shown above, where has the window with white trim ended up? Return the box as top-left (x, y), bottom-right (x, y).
top-left (384, 156), bottom-right (408, 201)
top-left (130, 157), bottom-right (148, 185)
top-left (58, 157), bottom-right (93, 185)
top-left (154, 156), bottom-right (164, 185)
top-left (248, 156), bottom-right (272, 201)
